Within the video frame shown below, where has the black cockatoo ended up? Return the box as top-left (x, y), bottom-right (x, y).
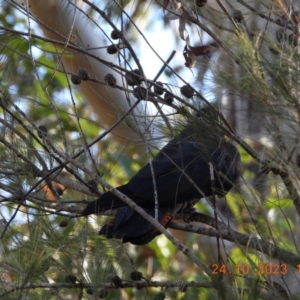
top-left (81, 123), bottom-right (240, 245)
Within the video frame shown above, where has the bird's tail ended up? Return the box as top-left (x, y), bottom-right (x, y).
top-left (81, 185), bottom-right (136, 216)
top-left (99, 206), bottom-right (174, 245)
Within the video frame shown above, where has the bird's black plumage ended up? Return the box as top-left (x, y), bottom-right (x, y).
top-left (81, 125), bottom-right (240, 245)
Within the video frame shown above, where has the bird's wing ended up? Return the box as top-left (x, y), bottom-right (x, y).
top-left (81, 128), bottom-right (239, 216)
top-left (81, 135), bottom-right (208, 216)
top-left (128, 136), bottom-right (212, 205)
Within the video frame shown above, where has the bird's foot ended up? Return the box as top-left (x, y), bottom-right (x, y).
top-left (181, 208), bottom-right (196, 223)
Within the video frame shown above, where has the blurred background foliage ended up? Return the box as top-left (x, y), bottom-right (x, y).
top-left (0, 0), bottom-right (300, 299)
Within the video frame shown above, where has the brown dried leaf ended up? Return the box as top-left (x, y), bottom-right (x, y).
top-left (179, 16), bottom-right (187, 41)
top-left (163, 0), bottom-right (182, 20)
top-left (171, 0), bottom-right (182, 12)
top-left (183, 45), bottom-right (196, 68)
top-left (188, 44), bottom-right (218, 56)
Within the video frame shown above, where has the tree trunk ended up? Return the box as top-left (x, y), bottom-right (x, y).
top-left (29, 0), bottom-right (150, 150)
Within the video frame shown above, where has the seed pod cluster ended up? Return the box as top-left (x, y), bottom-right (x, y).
top-left (164, 91), bottom-right (174, 104)
top-left (71, 68), bottom-right (90, 85)
top-left (71, 74), bottom-right (81, 85)
top-left (130, 271), bottom-right (143, 281)
top-left (111, 29), bottom-right (122, 40)
top-left (125, 69), bottom-right (143, 86)
top-left (104, 73), bottom-right (117, 87)
top-left (65, 274), bottom-right (77, 284)
top-left (107, 44), bottom-right (119, 54)
top-left (154, 82), bottom-right (164, 95)
top-left (111, 275), bottom-right (122, 288)
top-left (180, 84), bottom-right (194, 98)
top-left (133, 86), bottom-right (148, 100)
top-left (77, 68), bottom-right (89, 81)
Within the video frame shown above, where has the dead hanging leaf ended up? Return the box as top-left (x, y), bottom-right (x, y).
top-left (185, 33), bottom-right (191, 47)
top-left (42, 183), bottom-right (65, 201)
top-left (183, 45), bottom-right (196, 68)
top-left (162, 0), bottom-right (169, 11)
top-left (188, 44), bottom-right (218, 56)
top-left (163, 0), bottom-right (182, 20)
top-left (169, 0), bottom-right (182, 13)
top-left (179, 16), bottom-right (188, 41)
top-left (183, 43), bottom-right (218, 68)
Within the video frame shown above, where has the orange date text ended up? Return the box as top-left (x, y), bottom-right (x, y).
top-left (211, 263), bottom-right (288, 275)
